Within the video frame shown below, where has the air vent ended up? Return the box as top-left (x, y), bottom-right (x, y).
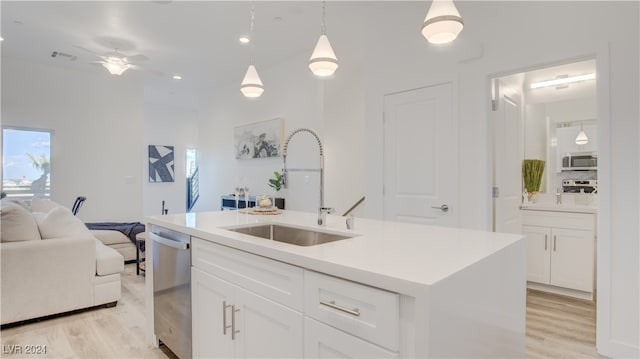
top-left (51, 51), bottom-right (77, 61)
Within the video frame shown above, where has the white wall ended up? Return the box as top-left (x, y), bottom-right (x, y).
top-left (142, 101), bottom-right (199, 217)
top-left (359, 1), bottom-right (638, 356)
top-left (1, 58), bottom-right (144, 222)
top-left (197, 30), bottom-right (365, 216)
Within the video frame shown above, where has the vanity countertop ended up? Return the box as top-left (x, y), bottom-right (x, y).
top-left (146, 210), bottom-right (524, 295)
top-left (520, 202), bottom-right (597, 214)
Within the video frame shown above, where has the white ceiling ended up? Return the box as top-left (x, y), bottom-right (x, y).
top-left (1, 1), bottom-right (598, 107)
top-left (1, 1), bottom-right (372, 105)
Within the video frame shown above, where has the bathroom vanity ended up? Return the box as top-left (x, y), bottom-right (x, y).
top-left (145, 210), bottom-right (526, 358)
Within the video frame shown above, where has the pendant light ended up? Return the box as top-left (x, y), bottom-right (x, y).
top-left (421, 0), bottom-right (464, 44)
top-left (575, 122), bottom-right (589, 145)
top-left (240, 4), bottom-right (264, 98)
top-left (309, 1), bottom-right (339, 77)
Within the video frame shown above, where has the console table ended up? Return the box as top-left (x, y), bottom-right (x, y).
top-left (220, 195), bottom-right (257, 210)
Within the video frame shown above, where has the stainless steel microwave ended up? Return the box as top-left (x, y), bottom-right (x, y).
top-left (562, 154), bottom-right (597, 170)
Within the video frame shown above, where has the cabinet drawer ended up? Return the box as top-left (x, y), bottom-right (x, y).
top-left (522, 210), bottom-right (595, 230)
top-left (304, 317), bottom-right (398, 358)
top-left (304, 270), bottom-right (399, 351)
top-left (192, 237), bottom-right (303, 311)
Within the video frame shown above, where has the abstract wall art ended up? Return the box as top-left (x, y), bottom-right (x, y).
top-left (234, 118), bottom-right (284, 160)
top-left (149, 145), bottom-right (175, 182)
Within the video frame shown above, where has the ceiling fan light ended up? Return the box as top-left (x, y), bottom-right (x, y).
top-left (309, 34), bottom-right (339, 77)
top-left (421, 0), bottom-right (464, 44)
top-left (240, 65), bottom-right (264, 98)
top-left (102, 61), bottom-right (129, 76)
top-left (575, 130), bottom-right (589, 145)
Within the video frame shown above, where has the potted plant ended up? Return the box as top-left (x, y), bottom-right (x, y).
top-left (522, 159), bottom-right (545, 201)
top-left (267, 171), bottom-right (285, 209)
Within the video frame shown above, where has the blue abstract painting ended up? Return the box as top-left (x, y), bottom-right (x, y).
top-left (149, 145), bottom-right (175, 182)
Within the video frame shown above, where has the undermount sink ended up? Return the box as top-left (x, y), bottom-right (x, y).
top-left (225, 224), bottom-right (353, 246)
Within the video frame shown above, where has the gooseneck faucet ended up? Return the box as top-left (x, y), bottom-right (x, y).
top-left (282, 128), bottom-right (333, 225)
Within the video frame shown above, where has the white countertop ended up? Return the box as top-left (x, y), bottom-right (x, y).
top-left (145, 210), bottom-right (524, 296)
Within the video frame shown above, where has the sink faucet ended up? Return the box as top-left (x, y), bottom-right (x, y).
top-left (556, 188), bottom-right (562, 205)
top-left (282, 128), bottom-right (333, 225)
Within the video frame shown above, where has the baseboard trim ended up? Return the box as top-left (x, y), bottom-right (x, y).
top-left (1, 301), bottom-right (118, 329)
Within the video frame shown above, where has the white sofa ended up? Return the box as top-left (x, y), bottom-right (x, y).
top-left (91, 229), bottom-right (137, 262)
top-left (0, 198), bottom-right (124, 325)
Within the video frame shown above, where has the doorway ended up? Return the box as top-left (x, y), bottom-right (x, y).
top-left (490, 57), bottom-right (600, 352)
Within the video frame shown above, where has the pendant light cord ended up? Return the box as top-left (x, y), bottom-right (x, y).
top-left (321, 0), bottom-right (326, 35)
top-left (249, 3), bottom-right (255, 65)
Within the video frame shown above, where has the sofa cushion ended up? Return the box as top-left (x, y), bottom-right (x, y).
top-left (94, 240), bottom-right (124, 275)
top-left (33, 207), bottom-right (91, 239)
top-left (30, 197), bottom-right (61, 213)
top-left (0, 202), bottom-right (41, 242)
top-left (90, 229), bottom-right (131, 245)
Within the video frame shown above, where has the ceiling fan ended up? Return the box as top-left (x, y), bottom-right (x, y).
top-left (74, 45), bottom-right (149, 76)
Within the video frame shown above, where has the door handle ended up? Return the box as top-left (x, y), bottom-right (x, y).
top-left (222, 301), bottom-right (232, 335)
top-left (431, 204), bottom-right (449, 213)
top-left (231, 305), bottom-right (240, 340)
top-left (149, 232), bottom-right (189, 250)
top-left (544, 234), bottom-right (548, 251)
top-left (320, 300), bottom-right (361, 317)
top-left (553, 235), bottom-right (557, 251)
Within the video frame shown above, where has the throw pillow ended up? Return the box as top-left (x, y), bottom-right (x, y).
top-left (32, 206), bottom-right (91, 239)
top-left (0, 203), bottom-right (42, 242)
top-left (30, 197), bottom-right (61, 213)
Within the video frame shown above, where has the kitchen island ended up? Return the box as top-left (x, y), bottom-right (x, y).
top-left (145, 210), bottom-right (526, 358)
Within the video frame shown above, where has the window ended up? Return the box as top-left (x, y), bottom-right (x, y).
top-left (2, 127), bottom-right (52, 200)
top-left (186, 148), bottom-right (199, 212)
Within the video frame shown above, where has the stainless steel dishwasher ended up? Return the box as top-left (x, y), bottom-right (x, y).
top-left (150, 225), bottom-right (191, 359)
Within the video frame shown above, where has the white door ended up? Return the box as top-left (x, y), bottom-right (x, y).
top-left (383, 83), bottom-right (458, 226)
top-left (522, 225), bottom-right (551, 284)
top-left (493, 81), bottom-right (524, 233)
top-left (191, 267), bottom-right (236, 359)
top-left (550, 228), bottom-right (595, 292)
top-left (235, 286), bottom-right (303, 358)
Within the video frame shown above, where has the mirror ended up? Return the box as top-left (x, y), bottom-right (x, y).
top-left (495, 59), bottom-right (597, 195)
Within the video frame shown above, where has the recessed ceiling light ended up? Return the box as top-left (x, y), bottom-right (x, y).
top-left (0, 36), bottom-right (4, 42)
top-left (173, 74), bottom-right (182, 80)
top-left (239, 36), bottom-right (250, 44)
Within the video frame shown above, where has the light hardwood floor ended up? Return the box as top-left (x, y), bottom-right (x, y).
top-left (2, 264), bottom-right (603, 358)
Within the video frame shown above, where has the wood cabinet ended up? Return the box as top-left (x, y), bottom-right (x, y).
top-left (522, 210), bottom-right (596, 299)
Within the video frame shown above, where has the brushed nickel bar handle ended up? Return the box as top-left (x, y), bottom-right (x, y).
top-left (320, 300), bottom-right (360, 317)
top-left (554, 235), bottom-right (557, 251)
top-left (545, 234), bottom-right (548, 251)
top-left (231, 305), bottom-right (240, 340)
top-left (223, 301), bottom-right (232, 335)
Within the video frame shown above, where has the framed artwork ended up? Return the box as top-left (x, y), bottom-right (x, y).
top-left (234, 118), bottom-right (284, 159)
top-left (149, 145), bottom-right (175, 182)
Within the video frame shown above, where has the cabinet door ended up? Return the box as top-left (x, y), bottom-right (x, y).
top-left (235, 287), bottom-right (303, 358)
top-left (192, 267), bottom-right (236, 358)
top-left (523, 225), bottom-right (551, 284)
top-left (550, 228), bottom-right (594, 292)
top-left (304, 318), bottom-right (399, 358)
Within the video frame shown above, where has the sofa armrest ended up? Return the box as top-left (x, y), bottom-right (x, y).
top-left (1, 236), bottom-right (97, 324)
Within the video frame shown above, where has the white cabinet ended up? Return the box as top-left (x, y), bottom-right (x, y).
top-left (556, 125), bottom-right (598, 155)
top-left (191, 237), bottom-right (401, 358)
top-left (304, 317), bottom-right (399, 358)
top-left (191, 239), bottom-right (303, 359)
top-left (522, 210), bottom-right (595, 299)
top-left (304, 270), bottom-right (400, 352)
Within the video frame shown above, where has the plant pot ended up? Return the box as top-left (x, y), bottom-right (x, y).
top-left (274, 197), bottom-right (285, 210)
